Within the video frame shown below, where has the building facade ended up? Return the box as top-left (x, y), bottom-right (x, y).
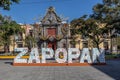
top-left (1, 6), bottom-right (120, 54)
top-left (36, 6), bottom-right (70, 50)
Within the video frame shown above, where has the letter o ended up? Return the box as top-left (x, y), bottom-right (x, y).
top-left (55, 48), bottom-right (67, 63)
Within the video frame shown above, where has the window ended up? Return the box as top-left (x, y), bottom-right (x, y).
top-left (71, 44), bottom-right (75, 48)
top-left (17, 44), bottom-right (23, 48)
top-left (47, 28), bottom-right (56, 36)
top-left (63, 43), bottom-right (66, 48)
top-left (118, 45), bottom-right (120, 50)
top-left (29, 30), bottom-right (33, 37)
top-left (104, 41), bottom-right (109, 50)
top-left (83, 41), bottom-right (88, 48)
top-left (15, 32), bottom-right (23, 41)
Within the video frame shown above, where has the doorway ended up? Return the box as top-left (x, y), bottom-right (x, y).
top-left (48, 42), bottom-right (56, 50)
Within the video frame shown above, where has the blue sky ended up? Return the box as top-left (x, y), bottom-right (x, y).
top-left (0, 0), bottom-right (102, 24)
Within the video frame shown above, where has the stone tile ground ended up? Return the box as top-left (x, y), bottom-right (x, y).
top-left (0, 60), bottom-right (120, 80)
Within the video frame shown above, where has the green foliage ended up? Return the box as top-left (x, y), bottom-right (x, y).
top-left (0, 0), bottom-right (20, 10)
top-left (70, 0), bottom-right (120, 50)
top-left (70, 16), bottom-right (107, 49)
top-left (61, 24), bottom-right (69, 36)
top-left (70, 39), bottom-right (77, 45)
top-left (0, 15), bottom-right (23, 52)
top-left (92, 0), bottom-right (120, 32)
top-left (25, 35), bottom-right (36, 49)
top-left (91, 0), bottom-right (120, 52)
top-left (105, 53), bottom-right (120, 59)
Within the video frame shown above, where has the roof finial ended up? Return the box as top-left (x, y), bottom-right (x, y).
top-left (48, 6), bottom-right (55, 12)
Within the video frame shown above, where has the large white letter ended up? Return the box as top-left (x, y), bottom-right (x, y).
top-left (42, 48), bottom-right (54, 63)
top-left (55, 48), bottom-right (67, 63)
top-left (80, 48), bottom-right (92, 63)
top-left (68, 48), bottom-right (80, 63)
top-left (28, 48), bottom-right (40, 63)
top-left (92, 48), bottom-right (105, 63)
top-left (14, 48), bottom-right (28, 63)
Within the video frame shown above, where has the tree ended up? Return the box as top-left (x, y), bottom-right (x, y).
top-left (25, 35), bottom-right (36, 52)
top-left (0, 15), bottom-right (23, 53)
top-left (92, 0), bottom-right (120, 53)
top-left (92, 0), bottom-right (120, 31)
top-left (71, 17), bottom-right (107, 51)
top-left (10, 21), bottom-right (25, 53)
top-left (70, 16), bottom-right (87, 48)
top-left (0, 0), bottom-right (20, 10)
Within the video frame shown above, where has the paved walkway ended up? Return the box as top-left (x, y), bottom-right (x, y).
top-left (0, 60), bottom-right (120, 80)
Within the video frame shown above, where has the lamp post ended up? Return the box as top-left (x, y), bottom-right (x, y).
top-left (116, 33), bottom-right (118, 54)
top-left (64, 23), bottom-right (69, 51)
top-left (66, 23), bottom-right (70, 63)
top-left (78, 40), bottom-right (80, 50)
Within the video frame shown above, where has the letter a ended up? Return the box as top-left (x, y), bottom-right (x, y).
top-left (28, 48), bottom-right (40, 63)
top-left (80, 48), bottom-right (92, 63)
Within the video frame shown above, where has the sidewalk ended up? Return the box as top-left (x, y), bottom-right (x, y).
top-left (0, 60), bottom-right (120, 80)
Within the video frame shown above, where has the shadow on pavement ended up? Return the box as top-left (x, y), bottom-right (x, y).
top-left (93, 60), bottom-right (120, 80)
top-left (4, 61), bottom-right (13, 65)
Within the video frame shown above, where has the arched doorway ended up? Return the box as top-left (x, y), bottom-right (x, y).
top-left (47, 28), bottom-right (57, 50)
top-left (48, 42), bottom-right (56, 50)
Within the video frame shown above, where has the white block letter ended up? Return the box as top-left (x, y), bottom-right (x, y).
top-left (28, 48), bottom-right (40, 63)
top-left (68, 48), bottom-right (80, 63)
top-left (55, 48), bottom-right (67, 63)
top-left (80, 48), bottom-right (92, 63)
top-left (42, 48), bottom-right (54, 63)
top-left (92, 48), bottom-right (105, 63)
top-left (14, 48), bottom-right (28, 63)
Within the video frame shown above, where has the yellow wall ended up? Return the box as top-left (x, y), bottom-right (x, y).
top-left (74, 34), bottom-right (110, 50)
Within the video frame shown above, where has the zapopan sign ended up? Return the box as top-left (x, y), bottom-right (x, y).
top-left (14, 48), bottom-right (105, 64)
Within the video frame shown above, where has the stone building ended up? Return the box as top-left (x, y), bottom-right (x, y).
top-left (35, 6), bottom-right (70, 50)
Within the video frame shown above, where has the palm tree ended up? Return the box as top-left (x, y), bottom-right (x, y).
top-left (25, 35), bottom-right (36, 52)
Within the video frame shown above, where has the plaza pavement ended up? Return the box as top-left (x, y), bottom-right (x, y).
top-left (0, 60), bottom-right (120, 80)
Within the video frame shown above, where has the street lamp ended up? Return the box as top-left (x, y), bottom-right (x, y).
top-left (78, 40), bottom-right (80, 50)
